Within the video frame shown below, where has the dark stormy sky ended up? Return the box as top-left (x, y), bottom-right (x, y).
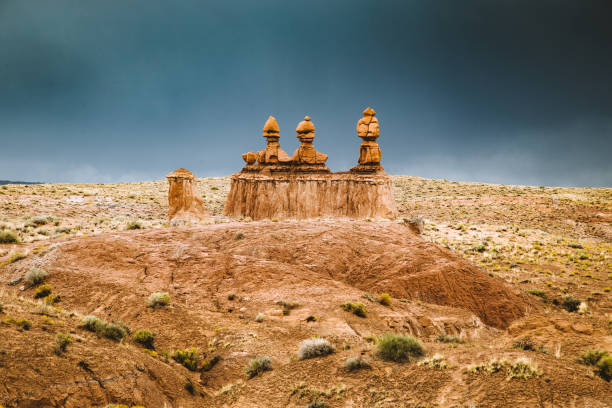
top-left (1, 0), bottom-right (611, 186)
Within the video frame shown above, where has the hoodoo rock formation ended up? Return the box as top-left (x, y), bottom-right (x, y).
top-left (224, 109), bottom-right (397, 220)
top-left (166, 168), bottom-right (207, 222)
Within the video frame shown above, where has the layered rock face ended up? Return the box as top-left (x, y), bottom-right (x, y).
top-left (166, 168), bottom-right (207, 222)
top-left (224, 109), bottom-right (397, 220)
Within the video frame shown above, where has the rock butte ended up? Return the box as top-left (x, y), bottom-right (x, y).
top-left (166, 168), bottom-right (207, 222)
top-left (224, 108), bottom-right (397, 220)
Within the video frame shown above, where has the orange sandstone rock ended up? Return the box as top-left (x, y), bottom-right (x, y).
top-left (351, 107), bottom-right (385, 174)
top-left (292, 116), bottom-right (329, 165)
top-left (224, 109), bottom-right (397, 220)
top-left (166, 168), bottom-right (207, 222)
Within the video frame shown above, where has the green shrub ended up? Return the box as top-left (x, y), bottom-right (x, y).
top-left (298, 338), bottom-right (334, 360)
top-left (0, 230), bottom-right (19, 244)
top-left (340, 302), bottom-right (367, 317)
top-left (54, 333), bottom-right (73, 354)
top-left (377, 333), bottom-right (424, 362)
top-left (379, 293), bottom-right (392, 307)
top-left (234, 232), bottom-right (244, 240)
top-left (8, 252), bottom-right (27, 264)
top-left (506, 358), bottom-right (541, 379)
top-left (579, 350), bottom-right (608, 366)
top-left (596, 355), bottom-right (612, 381)
top-left (24, 267), bottom-right (48, 286)
top-left (579, 350), bottom-right (611, 381)
top-left (6, 317), bottom-right (32, 330)
top-left (28, 214), bottom-right (56, 227)
top-left (102, 322), bottom-right (127, 341)
top-left (147, 292), bottom-right (170, 308)
top-left (34, 284), bottom-right (52, 298)
top-left (345, 356), bottom-right (371, 371)
top-left (561, 296), bottom-right (581, 312)
top-left (277, 300), bottom-right (299, 315)
top-left (172, 348), bottom-right (200, 371)
top-left (125, 221), bottom-right (143, 230)
top-left (133, 329), bottom-right (156, 349)
top-left (245, 356), bottom-right (272, 378)
top-left (512, 336), bottom-right (536, 351)
top-left (526, 289), bottom-right (546, 299)
top-left (0, 301), bottom-right (3, 313)
top-left (81, 315), bottom-right (127, 341)
top-left (43, 294), bottom-right (61, 305)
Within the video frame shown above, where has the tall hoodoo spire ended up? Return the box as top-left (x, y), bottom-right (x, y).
top-left (292, 116), bottom-right (328, 165)
top-left (355, 106), bottom-right (382, 165)
top-left (263, 115), bottom-right (280, 138)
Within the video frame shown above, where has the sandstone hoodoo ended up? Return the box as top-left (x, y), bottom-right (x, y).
top-left (351, 107), bottom-right (384, 174)
top-left (224, 108), bottom-right (397, 220)
top-left (166, 168), bottom-right (207, 222)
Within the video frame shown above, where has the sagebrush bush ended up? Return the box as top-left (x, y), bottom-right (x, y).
top-left (34, 284), bottom-right (52, 298)
top-left (103, 322), bottom-right (128, 341)
top-left (81, 315), bottom-right (127, 341)
top-left (34, 303), bottom-right (56, 316)
top-left (579, 350), bottom-right (611, 381)
top-left (506, 358), bottom-right (541, 379)
top-left (125, 220), bottom-right (143, 230)
top-left (526, 289), bottom-right (546, 299)
top-left (512, 336), bottom-right (536, 351)
top-left (0, 300), bottom-right (3, 313)
top-left (25, 267), bottom-right (48, 286)
top-left (377, 333), bottom-right (424, 362)
top-left (379, 293), bottom-right (392, 307)
top-left (340, 302), bottom-right (367, 317)
top-left (255, 312), bottom-right (265, 322)
top-left (345, 356), bottom-right (370, 371)
top-left (6, 317), bottom-right (32, 330)
top-left (133, 329), bottom-right (155, 349)
top-left (245, 356), bottom-right (272, 378)
top-left (43, 294), bottom-right (61, 305)
top-left (28, 214), bottom-right (56, 226)
top-left (8, 252), bottom-right (27, 264)
top-left (0, 230), bottom-right (19, 244)
top-left (579, 350), bottom-right (608, 366)
top-left (173, 348), bottom-right (200, 371)
top-left (596, 355), bottom-right (612, 381)
top-left (298, 338), bottom-right (334, 360)
top-left (147, 292), bottom-right (170, 308)
top-left (561, 296), bottom-right (581, 312)
top-left (54, 333), bottom-right (73, 354)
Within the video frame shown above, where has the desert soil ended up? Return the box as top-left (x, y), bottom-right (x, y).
top-left (0, 176), bottom-right (610, 407)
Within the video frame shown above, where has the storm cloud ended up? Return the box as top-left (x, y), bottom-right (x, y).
top-left (1, 0), bottom-right (611, 186)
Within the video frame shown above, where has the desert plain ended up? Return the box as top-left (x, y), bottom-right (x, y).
top-left (0, 176), bottom-right (610, 407)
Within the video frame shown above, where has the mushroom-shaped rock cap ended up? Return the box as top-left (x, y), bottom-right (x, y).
top-left (363, 107), bottom-right (376, 117)
top-left (263, 116), bottom-right (280, 135)
top-left (166, 168), bottom-right (196, 180)
top-left (296, 116), bottom-right (315, 134)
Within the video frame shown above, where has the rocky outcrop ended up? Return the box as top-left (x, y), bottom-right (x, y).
top-left (166, 168), bottom-right (207, 222)
top-left (224, 109), bottom-right (397, 220)
top-left (224, 172), bottom-right (396, 220)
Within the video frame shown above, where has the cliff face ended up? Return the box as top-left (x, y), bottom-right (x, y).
top-left (224, 172), bottom-right (397, 220)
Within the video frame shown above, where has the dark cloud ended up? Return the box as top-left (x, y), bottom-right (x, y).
top-left (0, 0), bottom-right (610, 186)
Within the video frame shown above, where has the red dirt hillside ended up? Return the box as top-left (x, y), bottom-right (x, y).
top-left (0, 220), bottom-right (610, 407)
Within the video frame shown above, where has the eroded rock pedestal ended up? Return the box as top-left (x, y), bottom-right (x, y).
top-left (166, 168), bottom-right (207, 222)
top-left (224, 109), bottom-right (397, 220)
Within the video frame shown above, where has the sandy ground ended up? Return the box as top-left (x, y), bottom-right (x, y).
top-left (0, 176), bottom-right (610, 407)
